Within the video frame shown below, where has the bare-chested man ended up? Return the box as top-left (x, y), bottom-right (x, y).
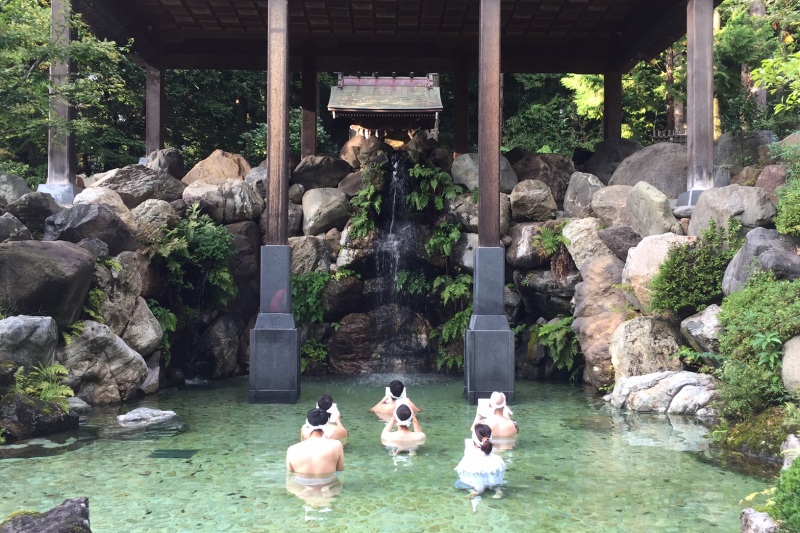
top-left (286, 408), bottom-right (345, 499)
top-left (370, 380), bottom-right (420, 421)
top-left (300, 394), bottom-right (348, 443)
top-left (471, 391), bottom-right (518, 444)
top-left (381, 403), bottom-right (426, 454)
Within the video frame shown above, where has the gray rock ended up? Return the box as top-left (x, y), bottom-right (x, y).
top-left (76, 237), bottom-right (109, 261)
top-left (582, 138), bottom-right (643, 184)
top-left (740, 508), bottom-right (778, 533)
top-left (688, 185), bottom-right (777, 237)
top-left (301, 187), bottom-right (350, 235)
top-left (181, 179), bottom-right (265, 224)
top-left (68, 396), bottom-right (92, 414)
top-left (622, 233), bottom-right (694, 311)
top-left (0, 497), bottom-right (90, 533)
top-left (224, 221), bottom-right (261, 323)
top-left (608, 370), bottom-right (717, 415)
top-left (0, 392), bottom-right (80, 443)
top-left (783, 336), bottom-right (800, 397)
top-left (513, 269), bottom-right (580, 318)
top-left (0, 241), bottom-right (94, 328)
top-left (43, 204), bottom-right (138, 256)
top-left (563, 172), bottom-right (604, 218)
top-left (610, 142), bottom-right (688, 198)
top-left (451, 153), bottom-right (517, 194)
top-left (117, 407), bottom-right (177, 425)
top-left (714, 130), bottom-right (776, 175)
top-left (446, 192), bottom-right (511, 236)
top-left (0, 173), bottom-right (33, 205)
top-left (506, 222), bottom-right (549, 269)
top-left (627, 181), bottom-right (682, 238)
top-left (0, 315), bottom-right (58, 369)
top-left (451, 232), bottom-right (478, 273)
top-left (598, 225), bottom-right (641, 262)
top-left (243, 165), bottom-right (268, 198)
top-left (562, 217), bottom-right (615, 272)
top-left (289, 182), bottom-right (306, 203)
top-left (722, 228), bottom-right (800, 295)
top-left (610, 317), bottom-right (683, 381)
top-left (120, 297), bottom-right (163, 356)
top-left (781, 434), bottom-right (800, 470)
top-left (5, 192), bottom-right (63, 235)
top-left (504, 285), bottom-right (523, 326)
top-left (322, 276), bottom-right (364, 322)
top-left (510, 179), bottom-right (558, 222)
top-left (73, 186), bottom-right (138, 233)
top-left (590, 184), bottom-right (633, 228)
top-left (147, 146), bottom-right (186, 179)
top-left (511, 153), bottom-right (576, 204)
top-left (680, 304), bottom-right (722, 354)
top-left (291, 155), bottom-right (353, 190)
top-left (289, 236), bottom-right (331, 275)
top-left (91, 164), bottom-right (186, 207)
top-left (131, 199), bottom-right (180, 243)
top-left (139, 351), bottom-right (161, 395)
top-left (0, 212), bottom-right (32, 242)
top-left (92, 251), bottom-right (142, 336)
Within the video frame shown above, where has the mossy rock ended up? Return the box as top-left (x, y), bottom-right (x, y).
top-left (0, 510), bottom-right (40, 527)
top-left (722, 406), bottom-right (790, 463)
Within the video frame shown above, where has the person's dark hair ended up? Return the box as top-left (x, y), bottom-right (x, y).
top-left (474, 423), bottom-right (493, 455)
top-left (389, 380), bottom-right (404, 398)
top-left (317, 394), bottom-right (333, 411)
top-left (395, 403), bottom-right (412, 422)
top-left (306, 408), bottom-right (330, 431)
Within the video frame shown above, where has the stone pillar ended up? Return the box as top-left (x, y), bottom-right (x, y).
top-left (465, 0), bottom-right (514, 405)
top-left (250, 0), bottom-right (300, 403)
top-left (680, 0), bottom-right (715, 207)
top-left (301, 52), bottom-right (317, 159)
top-left (603, 70), bottom-right (622, 140)
top-left (453, 56), bottom-right (469, 157)
top-left (145, 63), bottom-right (165, 157)
top-left (40, 0), bottom-right (80, 205)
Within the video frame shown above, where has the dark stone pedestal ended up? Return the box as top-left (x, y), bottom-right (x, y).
top-left (464, 247), bottom-right (515, 404)
top-left (676, 189), bottom-right (705, 207)
top-left (37, 183), bottom-right (82, 205)
top-left (249, 245), bottom-right (300, 403)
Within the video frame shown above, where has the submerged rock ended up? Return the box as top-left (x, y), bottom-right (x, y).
top-left (0, 497), bottom-right (91, 533)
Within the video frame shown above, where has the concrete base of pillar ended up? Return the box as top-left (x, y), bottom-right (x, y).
top-left (37, 183), bottom-right (82, 205)
top-left (249, 313), bottom-right (300, 403)
top-left (676, 189), bottom-right (705, 207)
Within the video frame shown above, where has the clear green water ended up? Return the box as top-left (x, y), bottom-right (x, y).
top-left (0, 375), bottom-right (771, 532)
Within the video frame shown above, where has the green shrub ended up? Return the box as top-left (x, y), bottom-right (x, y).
top-left (650, 219), bottom-right (743, 318)
top-left (349, 168), bottom-right (383, 239)
top-left (291, 271), bottom-right (331, 325)
top-left (718, 271), bottom-right (800, 362)
top-left (426, 222), bottom-right (461, 259)
top-left (300, 339), bottom-right (328, 373)
top-left (715, 359), bottom-right (782, 422)
top-left (774, 459), bottom-right (800, 532)
top-left (775, 178), bottom-right (800, 237)
top-left (148, 300), bottom-right (178, 368)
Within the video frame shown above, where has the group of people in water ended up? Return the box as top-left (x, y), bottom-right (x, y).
top-left (285, 380), bottom-right (518, 502)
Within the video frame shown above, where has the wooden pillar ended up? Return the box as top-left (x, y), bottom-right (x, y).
top-left (453, 56), bottom-right (469, 157)
top-left (603, 70), bottom-right (622, 140)
top-left (145, 63), bottom-right (165, 156)
top-left (265, 0), bottom-right (289, 244)
top-left (301, 53), bottom-right (317, 159)
top-left (47, 0), bottom-right (75, 186)
top-left (477, 0), bottom-right (501, 247)
top-left (687, 0), bottom-right (715, 192)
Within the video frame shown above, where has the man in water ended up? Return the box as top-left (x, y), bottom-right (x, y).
top-left (381, 403), bottom-right (426, 454)
top-left (370, 379), bottom-right (420, 420)
top-left (286, 408), bottom-right (345, 501)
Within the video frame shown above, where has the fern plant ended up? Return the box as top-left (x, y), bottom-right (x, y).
top-left (61, 321), bottom-right (85, 346)
top-left (292, 271), bottom-right (332, 325)
top-left (532, 225), bottom-right (569, 258)
top-left (395, 269), bottom-right (429, 295)
top-left (432, 274), bottom-right (473, 306)
top-left (301, 338), bottom-right (328, 373)
top-left (82, 288), bottom-right (105, 323)
top-left (426, 222), bottom-right (462, 259)
top-left (13, 363), bottom-right (74, 412)
top-left (349, 162), bottom-right (384, 239)
top-left (148, 300), bottom-right (177, 367)
top-left (530, 316), bottom-right (580, 371)
top-left (407, 163), bottom-right (461, 212)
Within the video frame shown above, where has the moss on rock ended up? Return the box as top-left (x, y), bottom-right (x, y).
top-left (722, 406), bottom-right (789, 463)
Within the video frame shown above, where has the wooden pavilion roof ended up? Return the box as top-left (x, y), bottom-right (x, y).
top-left (74, 0), bottom-right (723, 74)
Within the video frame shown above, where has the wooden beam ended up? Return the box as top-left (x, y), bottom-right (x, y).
top-left (453, 55), bottom-right (469, 157)
top-left (145, 63), bottom-right (164, 156)
top-left (301, 52), bottom-right (317, 159)
top-left (265, 0), bottom-right (289, 244)
top-left (47, 0), bottom-right (75, 186)
top-left (478, 0), bottom-right (500, 247)
top-left (603, 70), bottom-right (622, 139)
top-left (687, 0), bottom-right (714, 191)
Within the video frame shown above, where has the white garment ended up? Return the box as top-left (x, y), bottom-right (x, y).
top-left (454, 447), bottom-right (506, 493)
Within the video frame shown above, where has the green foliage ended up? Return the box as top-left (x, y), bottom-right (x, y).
top-left (407, 163), bottom-right (461, 212)
top-left (96, 257), bottom-right (122, 272)
top-left (718, 271), bottom-right (800, 362)
top-left (530, 316), bottom-right (580, 371)
top-left (773, 459), bottom-right (800, 532)
top-left (715, 359), bottom-right (782, 421)
top-left (13, 363), bottom-right (73, 412)
top-left (82, 288), bottom-right (105, 323)
top-left (784, 403), bottom-right (800, 432)
top-left (432, 305), bottom-right (472, 371)
top-left (291, 271), bottom-right (331, 326)
top-left (143, 202), bottom-right (237, 308)
top-left (239, 107), bottom-right (337, 165)
top-left (771, 140), bottom-right (800, 181)
top-left (753, 332), bottom-right (784, 374)
top-left (148, 300), bottom-right (177, 368)
top-left (432, 274), bottom-right (473, 306)
top-left (775, 177), bottom-right (800, 237)
top-left (300, 339), bottom-right (328, 374)
top-left (61, 321), bottom-right (84, 346)
top-left (754, 50), bottom-right (800, 114)
top-left (425, 222), bottom-right (461, 259)
top-left (0, 427), bottom-right (4, 445)
top-left (649, 219), bottom-right (743, 318)
top-left (332, 268), bottom-right (358, 280)
top-left (349, 162), bottom-right (384, 239)
top-left (395, 270), bottom-right (429, 295)
top-left (532, 225), bottom-right (570, 258)
top-left (672, 345), bottom-right (722, 372)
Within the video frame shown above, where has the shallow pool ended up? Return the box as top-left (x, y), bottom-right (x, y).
top-left (0, 375), bottom-right (772, 532)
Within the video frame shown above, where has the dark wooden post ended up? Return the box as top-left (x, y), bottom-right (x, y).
top-left (685, 0), bottom-right (715, 201)
top-left (477, 0), bottom-right (500, 248)
top-left (453, 56), bottom-right (469, 157)
top-left (603, 70), bottom-right (623, 140)
top-left (145, 63), bottom-right (165, 157)
top-left (250, 0), bottom-right (299, 404)
top-left (301, 52), bottom-right (317, 159)
top-left (44, 0), bottom-right (79, 204)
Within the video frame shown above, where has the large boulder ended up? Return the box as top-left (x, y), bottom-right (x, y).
top-left (0, 392), bottom-right (80, 443)
top-left (782, 335), bottom-right (800, 396)
top-left (513, 269), bottom-right (581, 319)
top-left (0, 173), bottom-right (33, 204)
top-left (446, 193), bottom-right (511, 236)
top-left (322, 276), bottom-right (365, 322)
top-left (0, 241), bottom-right (94, 328)
top-left (146, 146), bottom-right (186, 179)
top-left (510, 179), bottom-right (557, 222)
top-left (687, 185), bottom-right (777, 237)
top-left (451, 153), bottom-right (518, 193)
top-left (73, 186), bottom-right (137, 233)
top-left (182, 149), bottom-right (251, 185)
top-left (4, 192), bottom-right (63, 235)
top-left (91, 251), bottom-right (142, 336)
top-left (339, 136), bottom-right (391, 170)
top-left (225, 221), bottom-right (261, 322)
top-left (609, 142), bottom-right (688, 198)
top-left (562, 217), bottom-right (615, 272)
top-left (680, 304), bottom-right (722, 354)
top-left (56, 320), bottom-right (148, 404)
top-left (714, 130), bottom-right (776, 175)
top-left (622, 233), bottom-right (694, 310)
top-left (598, 225), bottom-right (641, 262)
top-left (609, 317), bottom-right (683, 381)
top-left (627, 181), bottom-right (682, 237)
top-left (755, 165), bottom-right (787, 203)
top-left (301, 188), bottom-right (350, 235)
top-left (451, 232), bottom-right (479, 273)
top-left (511, 153), bottom-right (576, 204)
top-left (289, 236), bottom-right (332, 275)
top-left (43, 204), bottom-right (138, 256)
top-left (0, 213), bottom-right (33, 242)
top-left (740, 508), bottom-right (778, 533)
top-left (90, 164), bottom-right (186, 207)
top-left (120, 297), bottom-right (163, 356)
top-left (582, 138), bottom-right (643, 184)
top-left (722, 228), bottom-right (800, 295)
top-left (607, 371), bottom-right (717, 415)
top-left (0, 497), bottom-right (90, 533)
top-left (0, 315), bottom-right (58, 369)
top-left (182, 179), bottom-right (264, 224)
top-left (571, 255), bottom-right (629, 388)
top-left (130, 199), bottom-right (180, 243)
top-left (193, 313), bottom-right (239, 379)
top-left (291, 155), bottom-right (353, 190)
top-left (563, 172), bottom-right (603, 218)
top-left (590, 185), bottom-right (633, 227)
top-left (506, 222), bottom-right (549, 269)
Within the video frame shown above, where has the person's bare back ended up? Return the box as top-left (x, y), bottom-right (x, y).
top-left (286, 436), bottom-right (344, 478)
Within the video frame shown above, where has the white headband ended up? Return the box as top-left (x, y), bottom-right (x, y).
top-left (394, 412), bottom-right (413, 427)
top-left (489, 394), bottom-right (513, 417)
top-left (472, 429), bottom-right (491, 448)
top-left (303, 420), bottom-right (332, 437)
